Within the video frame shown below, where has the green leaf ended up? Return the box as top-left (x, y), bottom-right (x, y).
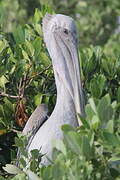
top-left (97, 94), bottom-right (112, 122)
top-left (90, 75), bottom-right (106, 98)
top-left (42, 166), bottom-right (53, 180)
top-left (34, 24), bottom-right (43, 36)
top-left (117, 87), bottom-right (120, 103)
top-left (81, 136), bottom-right (91, 159)
top-left (3, 164), bottom-right (22, 175)
top-left (103, 132), bottom-right (120, 147)
top-left (52, 139), bottom-right (67, 156)
top-left (91, 115), bottom-right (100, 130)
top-left (40, 52), bottom-right (51, 66)
top-left (63, 131), bottom-right (81, 155)
top-left (78, 113), bottom-right (90, 129)
top-left (22, 49), bottom-right (30, 60)
top-left (0, 176), bottom-right (6, 180)
top-left (4, 97), bottom-right (14, 112)
top-left (15, 137), bottom-right (24, 148)
top-left (61, 124), bottom-right (75, 132)
top-left (13, 26), bottom-right (25, 44)
top-left (85, 104), bottom-right (95, 120)
top-left (19, 157), bottom-right (26, 168)
top-left (98, 105), bottom-right (113, 123)
top-left (109, 157), bottom-right (120, 162)
top-left (52, 162), bottom-right (65, 180)
top-left (90, 79), bottom-right (101, 98)
top-left (98, 75), bottom-right (106, 91)
top-left (105, 120), bottom-right (114, 133)
top-left (34, 93), bottom-right (43, 106)
top-left (89, 98), bottom-right (97, 114)
top-left (30, 149), bottom-right (40, 159)
top-left (98, 94), bottom-right (111, 107)
top-left (33, 9), bottom-right (42, 23)
top-left (0, 75), bottom-right (9, 89)
top-left (88, 131), bottom-right (94, 147)
top-left (85, 52), bottom-right (97, 77)
top-left (33, 37), bottom-right (42, 57)
top-left (0, 105), bottom-right (5, 118)
top-left (24, 41), bottom-right (34, 57)
top-left (0, 40), bottom-right (7, 53)
top-left (111, 101), bottom-right (117, 109)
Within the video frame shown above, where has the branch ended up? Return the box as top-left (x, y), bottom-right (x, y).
top-left (0, 65), bottom-right (52, 99)
top-left (18, 65), bottom-right (31, 98)
top-left (0, 92), bottom-right (22, 99)
top-left (25, 64), bottom-right (52, 82)
top-left (8, 128), bottom-right (22, 133)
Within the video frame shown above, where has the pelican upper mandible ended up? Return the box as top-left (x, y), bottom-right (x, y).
top-left (22, 13), bottom-right (85, 165)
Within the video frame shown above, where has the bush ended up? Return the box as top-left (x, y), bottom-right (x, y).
top-left (0, 1), bottom-right (120, 179)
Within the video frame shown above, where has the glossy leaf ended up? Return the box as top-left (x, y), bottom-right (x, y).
top-left (63, 131), bottom-right (81, 155)
top-left (13, 26), bottom-right (25, 44)
top-left (3, 164), bottom-right (22, 175)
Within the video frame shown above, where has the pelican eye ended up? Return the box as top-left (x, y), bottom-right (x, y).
top-left (63, 28), bottom-right (69, 35)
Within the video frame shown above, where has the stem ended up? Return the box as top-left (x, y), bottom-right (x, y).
top-left (0, 92), bottom-right (22, 99)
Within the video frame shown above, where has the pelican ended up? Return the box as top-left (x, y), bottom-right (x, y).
top-left (21, 13), bottom-right (85, 165)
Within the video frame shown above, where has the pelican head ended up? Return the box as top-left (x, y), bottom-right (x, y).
top-left (43, 14), bottom-right (84, 122)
